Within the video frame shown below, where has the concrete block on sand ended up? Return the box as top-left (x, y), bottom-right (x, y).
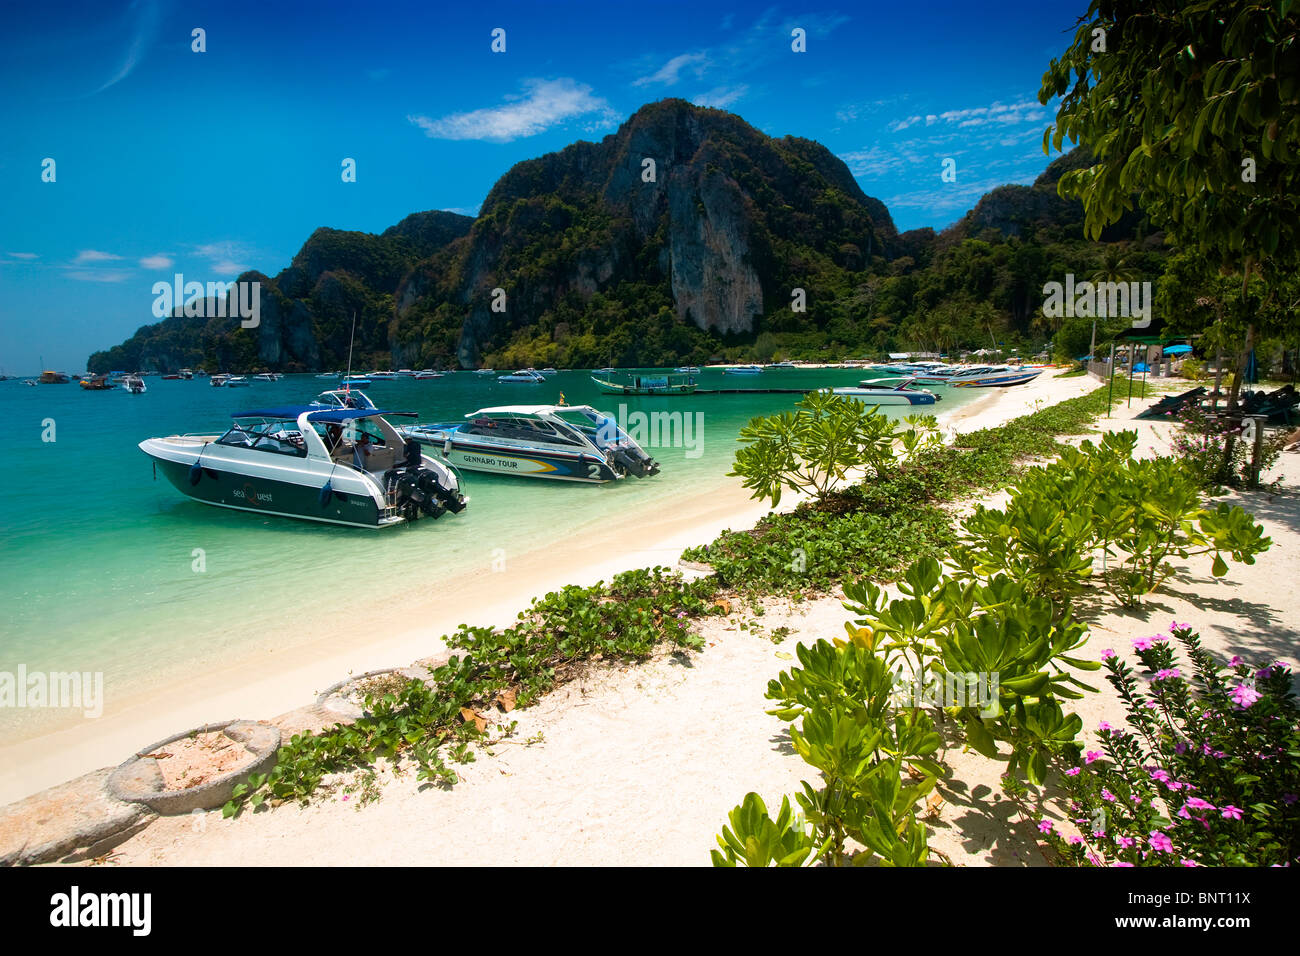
top-left (0, 768), bottom-right (155, 866)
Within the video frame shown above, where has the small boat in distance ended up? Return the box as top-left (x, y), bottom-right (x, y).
top-left (38, 370), bottom-right (71, 384)
top-left (765, 361), bottom-right (797, 369)
top-left (179, 368), bottom-right (195, 380)
top-left (224, 375), bottom-right (251, 388)
top-left (674, 366), bottom-right (700, 374)
top-left (340, 376), bottom-right (371, 388)
top-left (404, 404), bottom-right (659, 483)
top-left (592, 371), bottom-right (697, 396)
top-left (310, 388), bottom-right (378, 410)
top-left (539, 368), bottom-right (558, 376)
top-left (79, 375), bottom-right (115, 391)
top-left (723, 365), bottom-right (763, 375)
top-left (122, 375), bottom-right (147, 394)
top-left (414, 370), bottom-right (445, 380)
top-left (497, 369), bottom-right (547, 383)
top-left (474, 368), bottom-right (496, 375)
top-left (140, 405), bottom-right (466, 528)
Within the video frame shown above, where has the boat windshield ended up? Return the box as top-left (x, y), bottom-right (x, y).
top-left (216, 419), bottom-right (307, 457)
top-left (461, 415), bottom-right (585, 446)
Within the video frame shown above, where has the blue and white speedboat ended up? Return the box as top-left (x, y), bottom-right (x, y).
top-left (310, 388), bottom-right (378, 410)
top-left (723, 365), bottom-right (763, 375)
top-left (828, 379), bottom-right (940, 406)
top-left (916, 365), bottom-right (1041, 388)
top-left (497, 369), bottom-right (547, 383)
top-left (403, 404), bottom-right (659, 483)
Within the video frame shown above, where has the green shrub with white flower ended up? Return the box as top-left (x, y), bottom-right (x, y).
top-left (1039, 624), bottom-right (1299, 867)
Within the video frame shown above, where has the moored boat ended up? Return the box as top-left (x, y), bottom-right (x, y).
top-left (828, 378), bottom-right (940, 405)
top-left (38, 370), bottom-right (70, 384)
top-left (403, 404), bottom-right (659, 483)
top-left (122, 375), bottom-right (147, 394)
top-left (591, 371), bottom-right (697, 396)
top-left (723, 365), bottom-right (763, 375)
top-left (915, 365), bottom-right (1041, 388)
top-left (140, 405), bottom-right (466, 528)
top-left (79, 375), bottom-right (115, 391)
top-left (497, 369), bottom-right (547, 383)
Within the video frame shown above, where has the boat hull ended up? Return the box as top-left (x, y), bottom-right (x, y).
top-left (830, 387), bottom-right (938, 405)
top-left (410, 431), bottom-right (619, 483)
top-left (140, 439), bottom-right (396, 527)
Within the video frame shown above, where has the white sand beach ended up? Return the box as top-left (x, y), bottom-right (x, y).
top-left (49, 369), bottom-right (1275, 866)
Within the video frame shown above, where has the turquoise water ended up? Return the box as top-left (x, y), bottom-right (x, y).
top-left (0, 369), bottom-right (976, 739)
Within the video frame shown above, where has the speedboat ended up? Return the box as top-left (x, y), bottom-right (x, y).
top-left (179, 369), bottom-right (195, 380)
top-left (224, 375), bottom-right (251, 387)
top-left (497, 369), bottom-right (547, 383)
top-left (310, 388), bottom-right (378, 410)
top-left (765, 361), bottom-right (797, 369)
top-left (122, 375), bottom-right (147, 394)
top-left (474, 368), bottom-right (495, 375)
top-left (916, 365), bottom-right (1041, 388)
top-left (723, 365), bottom-right (763, 375)
top-left (368, 371), bottom-right (399, 381)
top-left (340, 376), bottom-right (371, 388)
top-left (674, 366), bottom-right (700, 374)
top-left (315, 371), bottom-right (339, 379)
top-left (414, 370), bottom-right (445, 380)
top-left (539, 368), bottom-right (558, 376)
top-left (210, 374), bottom-right (229, 387)
top-left (139, 405), bottom-right (466, 528)
top-left (403, 404), bottom-right (659, 483)
top-left (828, 378), bottom-right (940, 406)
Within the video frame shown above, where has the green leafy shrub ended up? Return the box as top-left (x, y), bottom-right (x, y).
top-left (225, 567), bottom-right (715, 815)
top-left (1041, 626), bottom-right (1299, 867)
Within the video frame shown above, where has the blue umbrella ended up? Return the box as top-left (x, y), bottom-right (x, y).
top-left (1163, 344), bottom-right (1193, 355)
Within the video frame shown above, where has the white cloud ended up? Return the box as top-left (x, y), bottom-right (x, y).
top-left (139, 254), bottom-right (173, 269)
top-left (64, 269), bottom-right (130, 283)
top-left (73, 249), bottom-right (122, 263)
top-left (6, 252), bottom-right (38, 259)
top-left (693, 84), bottom-right (749, 109)
top-left (634, 52), bottom-right (710, 87)
top-left (409, 78), bottom-right (619, 143)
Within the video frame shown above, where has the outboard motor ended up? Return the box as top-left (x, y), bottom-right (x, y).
top-left (386, 438), bottom-right (464, 520)
top-left (611, 443), bottom-right (660, 478)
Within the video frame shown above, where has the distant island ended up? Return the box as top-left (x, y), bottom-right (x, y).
top-left (88, 98), bottom-right (1158, 374)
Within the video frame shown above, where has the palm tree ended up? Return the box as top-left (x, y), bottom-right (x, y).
top-left (1088, 244), bottom-right (1137, 361)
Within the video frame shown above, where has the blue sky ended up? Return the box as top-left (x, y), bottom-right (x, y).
top-left (0, 0), bottom-right (1087, 373)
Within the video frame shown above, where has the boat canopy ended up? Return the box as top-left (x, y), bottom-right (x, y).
top-left (233, 405), bottom-right (412, 423)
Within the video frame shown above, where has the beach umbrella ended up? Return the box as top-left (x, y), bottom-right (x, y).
top-left (1163, 344), bottom-right (1192, 355)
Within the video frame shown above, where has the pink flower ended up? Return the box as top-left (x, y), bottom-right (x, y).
top-left (1232, 683), bottom-right (1261, 708)
top-left (1170, 621), bottom-right (1189, 632)
top-left (1068, 835), bottom-right (1084, 845)
top-left (1098, 721), bottom-right (1112, 732)
top-left (1230, 656), bottom-right (1243, 667)
top-left (1101, 788), bottom-right (1117, 803)
top-left (1154, 668), bottom-right (1180, 681)
top-left (1065, 767), bottom-right (1081, 776)
top-left (1085, 750), bottom-right (1102, 764)
top-left (1181, 859), bottom-right (1198, 867)
top-left (1113, 861), bottom-right (1135, 867)
top-left (1038, 820), bottom-right (1055, 834)
top-left (1117, 836), bottom-right (1135, 848)
top-left (1132, 637), bottom-right (1157, 651)
top-left (1186, 797), bottom-right (1215, 811)
top-left (1221, 805), bottom-right (1244, 820)
top-left (1149, 831), bottom-right (1174, 853)
top-left (1088, 852), bottom-right (1103, 866)
top-left (1101, 648), bottom-right (1116, 660)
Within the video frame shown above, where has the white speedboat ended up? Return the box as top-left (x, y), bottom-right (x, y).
top-left (723, 365), bottom-right (763, 375)
top-left (414, 370), bottom-right (445, 380)
top-left (674, 366), bottom-right (700, 374)
top-left (253, 372), bottom-right (279, 382)
top-left (474, 368), bottom-right (496, 375)
top-left (497, 369), bottom-right (547, 383)
top-left (310, 388), bottom-right (378, 410)
top-left (916, 365), bottom-right (1041, 388)
top-left (210, 373), bottom-right (230, 387)
top-left (368, 371), bottom-right (399, 381)
top-left (224, 375), bottom-right (251, 387)
top-left (404, 404), bottom-right (659, 483)
top-left (828, 378), bottom-right (940, 406)
top-left (140, 404), bottom-right (466, 528)
top-left (765, 361), bottom-right (797, 369)
top-left (122, 375), bottom-right (147, 395)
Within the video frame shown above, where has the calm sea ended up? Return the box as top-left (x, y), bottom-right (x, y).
top-left (0, 368), bottom-right (976, 741)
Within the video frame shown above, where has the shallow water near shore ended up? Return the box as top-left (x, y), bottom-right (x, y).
top-left (0, 369), bottom-right (978, 744)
